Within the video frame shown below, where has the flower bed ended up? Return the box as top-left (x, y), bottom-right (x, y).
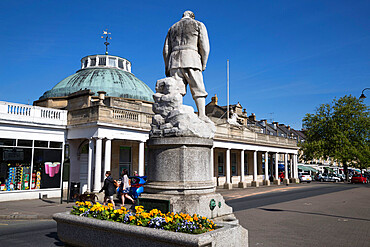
top-left (71, 201), bottom-right (216, 234)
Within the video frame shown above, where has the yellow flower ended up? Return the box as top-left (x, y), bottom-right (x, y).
top-left (141, 212), bottom-right (150, 218)
top-left (129, 216), bottom-right (136, 221)
top-left (165, 216), bottom-right (173, 223)
top-left (135, 206), bottom-right (144, 213)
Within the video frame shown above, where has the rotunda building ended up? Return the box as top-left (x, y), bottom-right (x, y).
top-left (36, 54), bottom-right (154, 108)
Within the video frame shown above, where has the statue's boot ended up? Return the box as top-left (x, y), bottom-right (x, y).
top-left (195, 97), bottom-right (213, 123)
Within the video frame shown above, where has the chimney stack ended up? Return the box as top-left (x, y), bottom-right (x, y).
top-left (249, 113), bottom-right (256, 122)
top-left (210, 94), bottom-right (218, 105)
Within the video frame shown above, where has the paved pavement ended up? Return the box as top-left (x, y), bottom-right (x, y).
top-left (0, 198), bottom-right (73, 220)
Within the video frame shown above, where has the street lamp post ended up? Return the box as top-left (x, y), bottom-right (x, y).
top-left (359, 88), bottom-right (370, 99)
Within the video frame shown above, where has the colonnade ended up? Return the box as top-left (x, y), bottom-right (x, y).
top-left (86, 138), bottom-right (146, 192)
top-left (211, 148), bottom-right (299, 189)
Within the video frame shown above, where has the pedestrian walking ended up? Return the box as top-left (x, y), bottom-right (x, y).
top-left (119, 169), bottom-right (135, 206)
top-left (99, 171), bottom-right (116, 208)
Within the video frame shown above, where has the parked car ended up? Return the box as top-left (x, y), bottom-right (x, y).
top-left (314, 173), bottom-right (323, 181)
top-left (338, 174), bottom-right (346, 182)
top-left (319, 173), bottom-right (341, 182)
top-left (299, 172), bottom-right (312, 183)
top-left (350, 174), bottom-right (368, 184)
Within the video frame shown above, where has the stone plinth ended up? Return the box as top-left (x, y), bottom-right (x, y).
top-left (146, 137), bottom-right (215, 195)
top-left (251, 181), bottom-right (259, 187)
top-left (53, 212), bottom-right (249, 247)
top-left (224, 183), bottom-right (233, 190)
top-left (238, 181), bottom-right (247, 188)
top-left (283, 179), bottom-right (290, 185)
top-left (273, 179), bottom-right (281, 185)
top-left (263, 180), bottom-right (270, 186)
top-left (140, 192), bottom-right (233, 219)
top-left (290, 178), bottom-right (300, 184)
top-left (143, 136), bottom-right (233, 219)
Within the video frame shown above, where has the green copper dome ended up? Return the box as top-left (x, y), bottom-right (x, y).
top-left (40, 55), bottom-right (154, 102)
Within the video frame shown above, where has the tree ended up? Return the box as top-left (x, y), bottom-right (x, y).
top-left (301, 95), bottom-right (370, 180)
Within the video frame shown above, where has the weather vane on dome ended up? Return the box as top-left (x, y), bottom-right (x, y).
top-left (101, 29), bottom-right (112, 55)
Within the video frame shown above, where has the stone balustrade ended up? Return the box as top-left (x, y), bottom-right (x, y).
top-left (68, 105), bottom-right (153, 130)
top-left (0, 101), bottom-right (67, 126)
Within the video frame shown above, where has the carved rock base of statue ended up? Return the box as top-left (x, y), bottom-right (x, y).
top-left (150, 77), bottom-right (216, 139)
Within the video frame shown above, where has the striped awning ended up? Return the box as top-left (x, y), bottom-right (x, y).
top-left (298, 165), bottom-right (318, 172)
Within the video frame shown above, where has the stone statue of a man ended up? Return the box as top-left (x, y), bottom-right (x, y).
top-left (163, 10), bottom-right (210, 120)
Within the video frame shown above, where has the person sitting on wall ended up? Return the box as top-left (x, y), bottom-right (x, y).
top-left (99, 171), bottom-right (116, 208)
top-left (119, 169), bottom-right (135, 206)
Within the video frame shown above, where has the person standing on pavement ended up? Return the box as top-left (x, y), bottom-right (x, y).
top-left (99, 171), bottom-right (116, 208)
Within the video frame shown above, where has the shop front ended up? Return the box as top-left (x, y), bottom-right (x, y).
top-left (0, 101), bottom-right (67, 202)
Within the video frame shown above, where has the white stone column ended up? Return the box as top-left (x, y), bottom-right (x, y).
top-left (290, 154), bottom-right (293, 179)
top-left (104, 139), bottom-right (112, 173)
top-left (87, 138), bottom-right (94, 192)
top-left (291, 153), bottom-right (299, 183)
top-left (294, 154), bottom-right (299, 179)
top-left (264, 151), bottom-right (270, 186)
top-left (93, 138), bottom-right (103, 192)
top-left (274, 153), bottom-right (280, 185)
top-left (238, 150), bottom-right (247, 188)
top-left (274, 153), bottom-right (279, 179)
top-left (251, 150), bottom-right (259, 187)
top-left (138, 141), bottom-right (145, 176)
top-left (224, 149), bottom-right (232, 189)
top-left (284, 153), bottom-right (289, 184)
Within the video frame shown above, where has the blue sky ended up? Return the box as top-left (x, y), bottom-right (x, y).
top-left (0, 0), bottom-right (369, 129)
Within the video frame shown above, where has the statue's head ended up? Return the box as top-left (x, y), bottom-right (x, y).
top-left (182, 10), bottom-right (195, 19)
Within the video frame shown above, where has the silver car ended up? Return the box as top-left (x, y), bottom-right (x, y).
top-left (299, 172), bottom-right (312, 183)
top-left (320, 173), bottom-right (341, 182)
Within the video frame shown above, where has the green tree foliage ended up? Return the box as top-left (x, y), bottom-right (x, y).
top-left (301, 95), bottom-right (370, 177)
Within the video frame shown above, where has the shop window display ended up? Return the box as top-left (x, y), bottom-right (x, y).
top-left (0, 139), bottom-right (64, 192)
top-left (33, 149), bottom-right (62, 189)
top-left (0, 147), bottom-right (32, 191)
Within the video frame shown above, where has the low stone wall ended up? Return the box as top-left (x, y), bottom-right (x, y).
top-left (53, 212), bottom-right (248, 247)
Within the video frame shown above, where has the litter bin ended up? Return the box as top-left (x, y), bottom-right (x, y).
top-left (69, 182), bottom-right (80, 201)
